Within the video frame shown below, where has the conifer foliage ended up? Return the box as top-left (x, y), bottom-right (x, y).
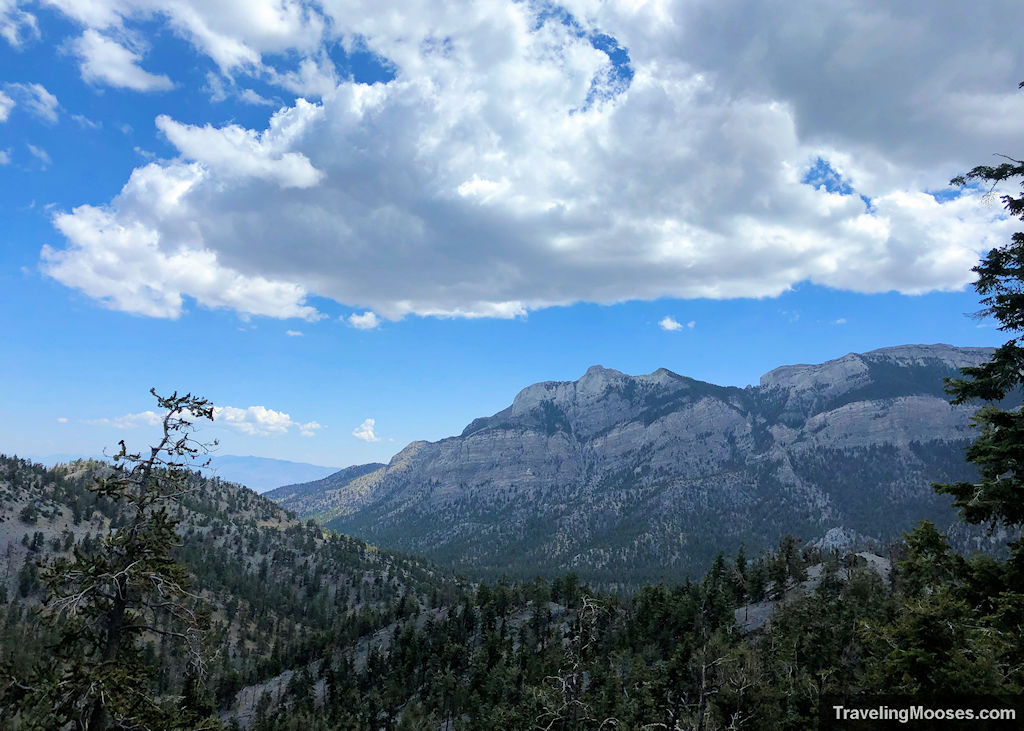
top-left (1, 390), bottom-right (221, 730)
top-left (936, 109), bottom-right (1024, 531)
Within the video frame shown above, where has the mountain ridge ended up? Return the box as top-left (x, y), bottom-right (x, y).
top-left (273, 344), bottom-right (1002, 587)
top-left (25, 453), bottom-right (341, 494)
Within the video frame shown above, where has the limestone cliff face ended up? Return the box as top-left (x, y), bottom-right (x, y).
top-left (275, 344), bottom-right (998, 586)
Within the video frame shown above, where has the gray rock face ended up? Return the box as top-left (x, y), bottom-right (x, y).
top-left (276, 344), bottom-right (999, 587)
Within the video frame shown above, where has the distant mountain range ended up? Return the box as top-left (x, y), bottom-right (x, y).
top-left (269, 345), bottom-right (1007, 587)
top-left (199, 455), bottom-right (341, 493)
top-left (25, 453), bottom-right (339, 494)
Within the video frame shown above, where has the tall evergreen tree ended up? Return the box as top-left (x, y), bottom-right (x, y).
top-left (935, 119), bottom-right (1024, 530)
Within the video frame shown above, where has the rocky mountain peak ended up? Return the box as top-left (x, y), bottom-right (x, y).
top-left (758, 343), bottom-right (993, 392)
top-left (277, 343), bottom-right (995, 586)
top-left (583, 364), bottom-right (615, 378)
top-left (509, 365), bottom-right (625, 416)
top-left (640, 367), bottom-right (683, 387)
top-left (577, 364), bottom-right (628, 394)
top-left (759, 352), bottom-right (869, 391)
top-left (387, 440), bottom-right (428, 470)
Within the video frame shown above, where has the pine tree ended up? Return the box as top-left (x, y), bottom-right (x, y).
top-left (0, 390), bottom-right (222, 730)
top-left (928, 97), bottom-right (1024, 688)
top-left (935, 124), bottom-right (1024, 530)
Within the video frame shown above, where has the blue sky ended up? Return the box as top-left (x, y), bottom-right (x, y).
top-left (1, 0), bottom-right (1021, 468)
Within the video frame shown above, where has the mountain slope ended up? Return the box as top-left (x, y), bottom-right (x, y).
top-left (275, 345), bottom-right (1000, 586)
top-left (265, 462), bottom-right (386, 520)
top-left (0, 454), bottom-right (465, 716)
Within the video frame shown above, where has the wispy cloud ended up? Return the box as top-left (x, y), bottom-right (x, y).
top-left (72, 113), bottom-right (101, 129)
top-left (26, 143), bottom-right (50, 168)
top-left (0, 90), bottom-right (13, 122)
top-left (238, 88), bottom-right (274, 106)
top-left (0, 3), bottom-right (38, 48)
top-left (204, 71), bottom-right (275, 106)
top-left (298, 421), bottom-right (323, 437)
top-left (285, 329), bottom-right (303, 336)
top-left (72, 30), bottom-right (173, 91)
top-left (4, 82), bottom-right (58, 122)
top-left (86, 410), bottom-right (162, 429)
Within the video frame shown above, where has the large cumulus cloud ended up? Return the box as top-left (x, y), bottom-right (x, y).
top-left (30, 0), bottom-right (1024, 320)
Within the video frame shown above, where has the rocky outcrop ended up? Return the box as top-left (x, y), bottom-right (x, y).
top-left (275, 344), bottom-right (1000, 587)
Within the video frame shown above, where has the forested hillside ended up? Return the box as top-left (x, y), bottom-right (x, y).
top-left (0, 452), bottom-right (467, 726)
top-left (3, 451), bottom-right (1021, 729)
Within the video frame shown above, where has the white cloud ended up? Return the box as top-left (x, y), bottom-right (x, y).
top-left (42, 163), bottom-right (322, 320)
top-left (87, 410), bottom-right (162, 429)
top-left (30, 1), bottom-right (1024, 321)
top-left (352, 418), bottom-right (380, 442)
top-left (266, 53), bottom-right (339, 98)
top-left (659, 316), bottom-right (694, 331)
top-left (299, 420), bottom-right (323, 437)
top-left (40, 0), bottom-right (324, 70)
top-left (89, 403), bottom-right (323, 436)
top-left (72, 113), bottom-right (101, 129)
top-left (214, 406), bottom-right (291, 435)
top-left (155, 101), bottom-right (323, 188)
top-left (347, 311), bottom-right (379, 330)
top-left (204, 71), bottom-right (275, 106)
top-left (72, 29), bottom-right (173, 91)
top-left (26, 143), bottom-right (50, 168)
top-left (285, 329), bottom-right (303, 336)
top-left (56, 417), bottom-right (68, 423)
top-left (203, 72), bottom-right (229, 102)
top-left (834, 318), bottom-right (847, 325)
top-left (213, 405), bottom-right (323, 436)
top-left (0, 0), bottom-right (37, 47)
top-left (0, 149), bottom-right (9, 165)
top-left (0, 90), bottom-right (13, 121)
top-left (4, 82), bottom-right (58, 122)
top-left (238, 88), bottom-right (275, 106)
